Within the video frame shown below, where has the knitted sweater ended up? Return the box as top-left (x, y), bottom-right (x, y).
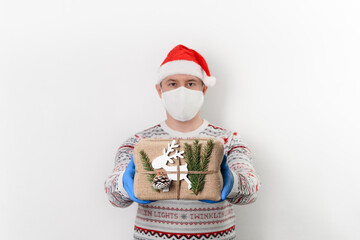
top-left (104, 119), bottom-right (261, 240)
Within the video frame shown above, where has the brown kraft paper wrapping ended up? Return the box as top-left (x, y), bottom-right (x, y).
top-left (133, 137), bottom-right (224, 201)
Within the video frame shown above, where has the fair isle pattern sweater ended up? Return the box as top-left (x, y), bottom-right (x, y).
top-left (104, 119), bottom-right (261, 240)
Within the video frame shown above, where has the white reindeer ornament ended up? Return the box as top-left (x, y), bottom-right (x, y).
top-left (151, 139), bottom-right (192, 192)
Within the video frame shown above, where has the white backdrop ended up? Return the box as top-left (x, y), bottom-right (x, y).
top-left (1, 1), bottom-right (359, 239)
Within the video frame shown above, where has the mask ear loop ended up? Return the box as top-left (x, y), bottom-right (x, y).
top-left (160, 83), bottom-right (164, 95)
top-left (201, 81), bottom-right (206, 94)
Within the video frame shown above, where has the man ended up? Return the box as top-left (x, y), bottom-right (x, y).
top-left (104, 44), bottom-right (261, 239)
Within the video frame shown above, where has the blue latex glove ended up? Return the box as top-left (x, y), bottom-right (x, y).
top-left (199, 155), bottom-right (234, 203)
top-left (123, 154), bottom-right (156, 204)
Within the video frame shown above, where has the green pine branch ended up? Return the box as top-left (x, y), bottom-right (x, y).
top-left (193, 139), bottom-right (200, 171)
top-left (139, 149), bottom-right (159, 192)
top-left (184, 139), bottom-right (214, 195)
top-left (184, 143), bottom-right (194, 170)
top-left (201, 139), bottom-right (213, 171)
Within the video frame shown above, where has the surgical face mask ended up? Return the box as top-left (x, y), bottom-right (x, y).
top-left (161, 86), bottom-right (204, 122)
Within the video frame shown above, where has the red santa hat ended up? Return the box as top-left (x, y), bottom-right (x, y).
top-left (157, 44), bottom-right (216, 87)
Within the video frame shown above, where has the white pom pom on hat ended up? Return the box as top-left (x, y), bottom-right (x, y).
top-left (157, 44), bottom-right (216, 87)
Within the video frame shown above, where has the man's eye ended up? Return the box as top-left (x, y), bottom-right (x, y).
top-left (170, 83), bottom-right (176, 86)
top-left (188, 83), bottom-right (194, 86)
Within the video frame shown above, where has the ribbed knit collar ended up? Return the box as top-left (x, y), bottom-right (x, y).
top-left (160, 119), bottom-right (209, 138)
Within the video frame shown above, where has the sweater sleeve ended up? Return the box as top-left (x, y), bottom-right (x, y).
top-left (104, 134), bottom-right (140, 208)
top-left (224, 132), bottom-right (261, 205)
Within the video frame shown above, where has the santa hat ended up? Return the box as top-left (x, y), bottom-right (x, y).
top-left (157, 44), bottom-right (216, 87)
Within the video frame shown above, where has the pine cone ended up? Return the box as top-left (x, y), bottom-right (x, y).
top-left (152, 172), bottom-right (171, 191)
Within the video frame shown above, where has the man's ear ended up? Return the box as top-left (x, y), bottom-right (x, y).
top-left (203, 85), bottom-right (208, 95)
top-left (155, 84), bottom-right (162, 98)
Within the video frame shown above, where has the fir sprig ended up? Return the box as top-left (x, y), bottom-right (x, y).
top-left (193, 139), bottom-right (200, 170)
top-left (184, 139), bottom-right (214, 195)
top-left (139, 150), bottom-right (159, 192)
top-left (184, 143), bottom-right (195, 170)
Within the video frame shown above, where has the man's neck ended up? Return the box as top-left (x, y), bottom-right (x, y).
top-left (164, 113), bottom-right (204, 133)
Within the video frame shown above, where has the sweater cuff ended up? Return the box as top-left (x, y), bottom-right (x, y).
top-left (227, 169), bottom-right (239, 199)
top-left (117, 171), bottom-right (130, 199)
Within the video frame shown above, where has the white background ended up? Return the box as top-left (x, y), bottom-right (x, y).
top-left (1, 1), bottom-right (359, 239)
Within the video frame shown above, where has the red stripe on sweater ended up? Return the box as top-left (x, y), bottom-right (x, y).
top-left (136, 215), bottom-right (235, 225)
top-left (134, 224), bottom-right (235, 237)
top-left (208, 124), bottom-right (225, 131)
top-left (118, 145), bottom-right (134, 149)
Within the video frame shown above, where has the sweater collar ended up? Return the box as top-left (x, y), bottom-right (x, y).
top-left (160, 119), bottom-right (209, 138)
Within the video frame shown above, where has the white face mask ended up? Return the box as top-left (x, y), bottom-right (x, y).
top-left (161, 86), bottom-right (204, 122)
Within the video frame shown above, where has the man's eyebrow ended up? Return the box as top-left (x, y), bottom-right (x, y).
top-left (164, 78), bottom-right (198, 83)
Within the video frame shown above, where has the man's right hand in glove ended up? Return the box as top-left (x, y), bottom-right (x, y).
top-left (123, 154), bottom-right (156, 204)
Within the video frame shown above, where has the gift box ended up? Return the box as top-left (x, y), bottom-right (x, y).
top-left (133, 137), bottom-right (224, 201)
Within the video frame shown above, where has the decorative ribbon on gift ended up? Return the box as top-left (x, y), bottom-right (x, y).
top-left (138, 158), bottom-right (218, 199)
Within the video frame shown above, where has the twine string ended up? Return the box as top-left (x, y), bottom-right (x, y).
top-left (137, 170), bottom-right (218, 174)
top-left (176, 158), bottom-right (180, 200)
top-left (136, 169), bottom-right (218, 199)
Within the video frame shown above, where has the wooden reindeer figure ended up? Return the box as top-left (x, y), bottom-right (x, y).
top-left (151, 139), bottom-right (192, 190)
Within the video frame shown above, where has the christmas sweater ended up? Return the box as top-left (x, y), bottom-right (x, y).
top-left (104, 119), bottom-right (261, 240)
